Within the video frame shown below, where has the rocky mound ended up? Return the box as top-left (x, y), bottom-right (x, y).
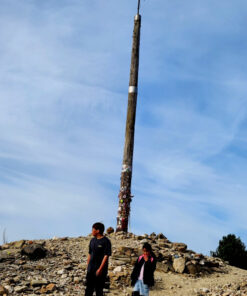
top-left (0, 231), bottom-right (246, 296)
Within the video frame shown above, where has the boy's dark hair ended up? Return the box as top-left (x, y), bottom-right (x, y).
top-left (143, 242), bottom-right (152, 252)
top-left (92, 222), bottom-right (105, 235)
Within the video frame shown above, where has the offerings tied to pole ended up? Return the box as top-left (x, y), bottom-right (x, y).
top-left (116, 0), bottom-right (142, 232)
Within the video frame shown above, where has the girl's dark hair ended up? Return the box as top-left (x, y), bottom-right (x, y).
top-left (143, 242), bottom-right (152, 252)
top-left (92, 222), bottom-right (105, 235)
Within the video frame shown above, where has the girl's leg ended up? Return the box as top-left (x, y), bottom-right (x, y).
top-left (133, 280), bottom-right (141, 295)
top-left (139, 281), bottom-right (149, 296)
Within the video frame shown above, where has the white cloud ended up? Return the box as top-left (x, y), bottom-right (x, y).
top-left (1, 0), bottom-right (247, 254)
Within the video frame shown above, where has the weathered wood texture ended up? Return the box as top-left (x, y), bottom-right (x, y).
top-left (117, 15), bottom-right (141, 232)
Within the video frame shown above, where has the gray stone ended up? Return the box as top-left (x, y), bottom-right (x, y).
top-left (30, 279), bottom-right (48, 286)
top-left (0, 285), bottom-right (8, 295)
top-left (186, 261), bottom-right (200, 274)
top-left (73, 277), bottom-right (80, 284)
top-left (0, 232), bottom-right (229, 296)
top-left (173, 257), bottom-right (186, 273)
top-left (57, 268), bottom-right (66, 275)
top-left (3, 285), bottom-right (12, 294)
top-left (13, 276), bottom-right (21, 282)
top-left (158, 242), bottom-right (172, 248)
top-left (11, 240), bottom-right (26, 249)
top-left (140, 239), bottom-right (148, 244)
top-left (0, 249), bottom-right (18, 263)
top-left (21, 243), bottom-right (47, 260)
top-left (113, 266), bottom-right (123, 272)
top-left (172, 243), bottom-right (187, 252)
top-left (162, 261), bottom-right (174, 272)
top-left (157, 233), bottom-right (166, 239)
top-left (106, 227), bottom-right (114, 234)
top-left (14, 286), bottom-right (27, 293)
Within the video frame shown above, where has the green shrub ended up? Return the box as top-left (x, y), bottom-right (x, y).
top-left (211, 234), bottom-right (247, 269)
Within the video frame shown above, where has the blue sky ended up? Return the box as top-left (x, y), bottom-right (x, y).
top-left (1, 0), bottom-right (247, 255)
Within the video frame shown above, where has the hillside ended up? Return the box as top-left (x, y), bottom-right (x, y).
top-left (1, 231), bottom-right (247, 295)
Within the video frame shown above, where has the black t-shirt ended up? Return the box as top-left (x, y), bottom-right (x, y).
top-left (87, 236), bottom-right (111, 274)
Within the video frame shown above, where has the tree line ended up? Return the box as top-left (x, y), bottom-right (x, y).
top-left (211, 234), bottom-right (247, 270)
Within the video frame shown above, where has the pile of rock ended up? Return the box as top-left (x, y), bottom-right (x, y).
top-left (0, 237), bottom-right (88, 295)
top-left (106, 231), bottom-right (225, 290)
top-left (0, 229), bottom-right (230, 295)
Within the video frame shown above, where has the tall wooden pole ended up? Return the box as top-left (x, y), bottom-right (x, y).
top-left (116, 0), bottom-right (142, 232)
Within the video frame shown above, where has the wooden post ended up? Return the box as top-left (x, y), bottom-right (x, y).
top-left (116, 4), bottom-right (142, 232)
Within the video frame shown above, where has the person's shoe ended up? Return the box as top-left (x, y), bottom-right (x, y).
top-left (132, 292), bottom-right (140, 296)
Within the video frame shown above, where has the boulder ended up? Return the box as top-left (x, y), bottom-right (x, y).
top-left (116, 246), bottom-right (136, 257)
top-left (186, 261), bottom-right (200, 275)
top-left (106, 227), bottom-right (114, 234)
top-left (21, 243), bottom-right (47, 260)
top-left (113, 266), bottom-right (123, 273)
top-left (173, 257), bottom-right (186, 273)
top-left (158, 242), bottom-right (172, 248)
top-left (140, 239), bottom-right (149, 244)
top-left (0, 249), bottom-right (19, 263)
top-left (73, 277), bottom-right (80, 284)
top-left (194, 253), bottom-right (203, 259)
top-left (205, 259), bottom-right (220, 267)
top-left (165, 261), bottom-right (175, 272)
top-left (46, 283), bottom-right (56, 292)
top-left (14, 286), bottom-right (26, 293)
top-left (172, 243), bottom-right (187, 252)
top-left (1, 244), bottom-right (10, 250)
top-left (40, 283), bottom-right (56, 293)
top-left (12, 240), bottom-right (26, 249)
top-left (157, 261), bottom-right (174, 273)
top-left (0, 285), bottom-right (8, 295)
top-left (30, 279), bottom-right (48, 286)
top-left (157, 233), bottom-right (166, 239)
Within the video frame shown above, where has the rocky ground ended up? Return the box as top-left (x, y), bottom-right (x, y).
top-left (0, 230), bottom-right (247, 296)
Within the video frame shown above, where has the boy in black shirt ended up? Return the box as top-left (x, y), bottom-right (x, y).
top-left (85, 222), bottom-right (111, 296)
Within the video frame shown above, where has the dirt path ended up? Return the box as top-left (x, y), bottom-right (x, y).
top-left (109, 266), bottom-right (247, 296)
top-left (151, 266), bottom-right (247, 296)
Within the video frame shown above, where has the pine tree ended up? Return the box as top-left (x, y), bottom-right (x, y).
top-left (211, 234), bottom-right (247, 269)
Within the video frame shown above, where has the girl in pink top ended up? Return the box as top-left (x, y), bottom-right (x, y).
top-left (131, 243), bottom-right (156, 296)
